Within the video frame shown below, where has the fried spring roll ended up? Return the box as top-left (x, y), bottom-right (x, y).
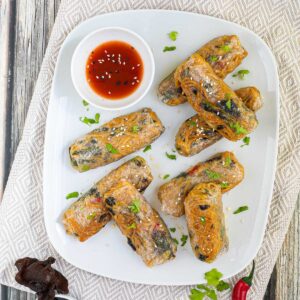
top-left (63, 156), bottom-right (153, 242)
top-left (158, 152), bottom-right (244, 217)
top-left (174, 54), bottom-right (258, 141)
top-left (176, 86), bottom-right (262, 156)
top-left (184, 183), bottom-right (228, 262)
top-left (69, 108), bottom-right (165, 172)
top-left (158, 35), bottom-right (248, 106)
top-left (104, 181), bottom-right (177, 267)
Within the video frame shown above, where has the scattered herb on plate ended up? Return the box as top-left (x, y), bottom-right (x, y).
top-left (81, 165), bottom-right (90, 172)
top-left (128, 199), bottom-right (141, 214)
top-left (106, 143), bottom-right (119, 154)
top-left (82, 99), bottom-right (89, 107)
top-left (180, 234), bottom-right (188, 246)
top-left (143, 145), bottom-right (152, 152)
top-left (169, 227), bottom-right (176, 233)
top-left (65, 191), bottom-right (79, 200)
top-left (166, 152), bottom-right (177, 160)
top-left (232, 69), bottom-right (250, 80)
top-left (80, 113), bottom-right (100, 126)
top-left (233, 206), bottom-right (249, 214)
top-left (163, 46), bottom-right (176, 52)
top-left (168, 31), bottom-right (178, 41)
top-left (163, 174), bottom-right (170, 180)
top-left (172, 238), bottom-right (179, 245)
top-left (241, 136), bottom-right (250, 147)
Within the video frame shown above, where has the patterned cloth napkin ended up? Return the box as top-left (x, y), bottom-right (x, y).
top-left (0, 1), bottom-right (299, 299)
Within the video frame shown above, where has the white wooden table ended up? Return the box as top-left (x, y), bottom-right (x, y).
top-left (0, 0), bottom-right (299, 299)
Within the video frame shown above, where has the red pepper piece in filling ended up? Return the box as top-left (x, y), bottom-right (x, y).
top-left (90, 197), bottom-right (102, 204)
top-left (232, 261), bottom-right (255, 300)
top-left (187, 166), bottom-right (199, 176)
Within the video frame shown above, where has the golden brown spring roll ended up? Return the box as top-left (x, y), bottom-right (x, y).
top-left (158, 151), bottom-right (244, 217)
top-left (158, 35), bottom-right (248, 106)
top-left (63, 156), bottom-right (153, 242)
top-left (174, 53), bottom-right (258, 141)
top-left (69, 108), bottom-right (165, 172)
top-left (104, 181), bottom-right (177, 267)
top-left (184, 182), bottom-right (228, 262)
top-left (176, 86), bottom-right (262, 156)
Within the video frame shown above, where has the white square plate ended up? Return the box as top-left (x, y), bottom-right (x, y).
top-left (43, 10), bottom-right (279, 285)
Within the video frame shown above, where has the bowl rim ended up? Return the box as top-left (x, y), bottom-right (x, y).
top-left (70, 26), bottom-right (155, 111)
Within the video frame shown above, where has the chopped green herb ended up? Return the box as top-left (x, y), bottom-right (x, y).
top-left (241, 136), bottom-right (250, 147)
top-left (205, 268), bottom-right (223, 287)
top-left (225, 156), bottom-right (232, 167)
top-left (233, 205), bottom-right (249, 214)
top-left (208, 55), bottom-right (218, 62)
top-left (180, 234), bottom-right (188, 246)
top-left (87, 212), bottom-right (96, 220)
top-left (163, 46), bottom-right (176, 52)
top-left (80, 113), bottom-right (100, 126)
top-left (189, 289), bottom-right (206, 300)
top-left (166, 152), bottom-right (177, 160)
top-left (220, 44), bottom-right (231, 52)
top-left (132, 125), bottom-right (140, 133)
top-left (143, 145), bottom-right (152, 152)
top-left (229, 122), bottom-right (248, 134)
top-left (82, 99), bottom-right (89, 106)
top-left (220, 182), bottom-right (229, 189)
top-left (200, 216), bottom-right (206, 224)
top-left (163, 174), bottom-right (170, 180)
top-left (128, 199), bottom-right (141, 214)
top-left (189, 120), bottom-right (197, 127)
top-left (128, 223), bottom-right (136, 229)
top-left (169, 227), bottom-right (176, 233)
top-left (106, 143), bottom-right (119, 154)
top-left (66, 191), bottom-right (79, 200)
top-left (81, 165), bottom-right (90, 172)
top-left (168, 31), bottom-right (178, 41)
top-left (232, 69), bottom-right (250, 80)
top-left (216, 280), bottom-right (230, 291)
top-left (172, 238), bottom-right (179, 245)
top-left (205, 169), bottom-right (221, 180)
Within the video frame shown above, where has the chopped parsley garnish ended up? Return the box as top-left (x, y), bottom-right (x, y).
top-left (172, 238), bottom-right (179, 245)
top-left (163, 174), bottom-right (170, 180)
top-left (180, 234), bottom-right (188, 246)
top-left (220, 44), bottom-right (231, 52)
top-left (87, 212), bottom-right (96, 220)
top-left (226, 99), bottom-right (232, 110)
top-left (128, 199), bottom-right (141, 214)
top-left (168, 31), bottom-right (178, 41)
top-left (232, 69), bottom-right (250, 80)
top-left (82, 99), bottom-right (89, 106)
top-left (166, 152), bottom-right (177, 160)
top-left (225, 156), bottom-right (232, 167)
top-left (66, 191), bottom-right (79, 200)
top-left (163, 46), bottom-right (176, 52)
top-left (169, 227), bottom-right (176, 233)
top-left (208, 55), bottom-right (218, 62)
top-left (128, 223), bottom-right (136, 229)
top-left (241, 136), bottom-right (250, 147)
top-left (81, 165), bottom-right (90, 172)
top-left (233, 205), bottom-right (249, 214)
top-left (205, 169), bottom-right (221, 180)
top-left (189, 268), bottom-right (230, 299)
top-left (220, 182), bottom-right (229, 189)
top-left (189, 120), bottom-right (197, 127)
top-left (106, 143), bottom-right (119, 154)
top-left (80, 113), bottom-right (100, 126)
top-left (132, 125), bottom-right (140, 133)
top-left (200, 216), bottom-right (206, 224)
top-left (143, 145), bottom-right (152, 152)
top-left (229, 122), bottom-right (248, 134)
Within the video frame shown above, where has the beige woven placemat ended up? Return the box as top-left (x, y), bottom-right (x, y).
top-left (0, 1), bottom-right (299, 299)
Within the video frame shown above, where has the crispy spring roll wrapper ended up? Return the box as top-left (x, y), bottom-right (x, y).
top-left (63, 156), bottom-right (153, 242)
top-left (104, 181), bottom-right (177, 267)
top-left (184, 183), bottom-right (228, 262)
top-left (176, 86), bottom-right (262, 156)
top-left (158, 151), bottom-right (244, 217)
top-left (158, 35), bottom-right (248, 106)
top-left (174, 54), bottom-right (258, 141)
top-left (69, 108), bottom-right (165, 172)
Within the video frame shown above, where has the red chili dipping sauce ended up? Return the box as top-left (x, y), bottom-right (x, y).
top-left (86, 41), bottom-right (144, 100)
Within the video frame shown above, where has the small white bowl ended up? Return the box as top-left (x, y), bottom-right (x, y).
top-left (71, 27), bottom-right (155, 111)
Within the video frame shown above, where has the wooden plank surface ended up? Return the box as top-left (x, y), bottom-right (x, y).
top-left (0, 0), bottom-right (299, 299)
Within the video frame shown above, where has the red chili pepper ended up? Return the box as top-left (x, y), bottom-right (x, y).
top-left (232, 261), bottom-right (255, 300)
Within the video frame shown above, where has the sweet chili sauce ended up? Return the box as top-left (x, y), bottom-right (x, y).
top-left (86, 40), bottom-right (144, 100)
